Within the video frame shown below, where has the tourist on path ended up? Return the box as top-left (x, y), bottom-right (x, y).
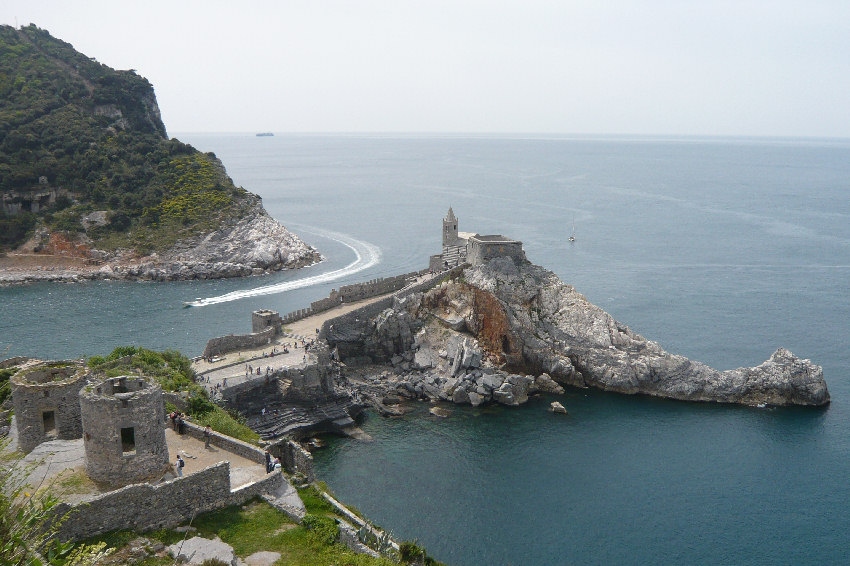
top-left (265, 449), bottom-right (272, 473)
top-left (176, 455), bottom-right (185, 477)
top-left (204, 425), bottom-right (212, 448)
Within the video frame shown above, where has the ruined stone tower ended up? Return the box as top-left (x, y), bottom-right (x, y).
top-left (11, 361), bottom-right (88, 453)
top-left (79, 375), bottom-right (170, 487)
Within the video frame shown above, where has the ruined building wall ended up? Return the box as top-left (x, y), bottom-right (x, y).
top-left (275, 439), bottom-right (315, 482)
top-left (11, 362), bottom-right (88, 453)
top-left (79, 376), bottom-right (171, 487)
top-left (53, 462), bottom-right (282, 542)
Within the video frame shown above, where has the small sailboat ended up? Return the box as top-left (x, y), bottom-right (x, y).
top-left (568, 216), bottom-right (576, 242)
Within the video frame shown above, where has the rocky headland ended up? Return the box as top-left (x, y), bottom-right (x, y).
top-left (0, 25), bottom-right (320, 285)
top-left (0, 199), bottom-right (320, 284)
top-left (324, 257), bottom-right (829, 408)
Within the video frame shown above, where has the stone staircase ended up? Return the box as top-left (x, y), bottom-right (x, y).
top-left (247, 396), bottom-right (363, 440)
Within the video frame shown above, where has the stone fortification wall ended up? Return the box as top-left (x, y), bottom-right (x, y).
top-left (180, 420), bottom-right (265, 464)
top-left (281, 270), bottom-right (428, 325)
top-left (11, 361), bottom-right (88, 453)
top-left (319, 266), bottom-right (466, 342)
top-left (53, 462), bottom-right (282, 542)
top-left (274, 438), bottom-right (315, 482)
top-left (203, 326), bottom-right (276, 358)
top-left (80, 376), bottom-right (171, 487)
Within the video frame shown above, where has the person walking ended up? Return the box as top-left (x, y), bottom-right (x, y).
top-left (203, 425), bottom-right (212, 448)
top-left (265, 449), bottom-right (272, 473)
top-left (176, 455), bottom-right (185, 477)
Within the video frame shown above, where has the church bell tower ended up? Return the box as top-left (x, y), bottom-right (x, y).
top-left (442, 207), bottom-right (458, 247)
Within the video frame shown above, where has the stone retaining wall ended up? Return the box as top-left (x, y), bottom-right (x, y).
top-left (203, 326), bottom-right (276, 358)
top-left (53, 462), bottom-right (282, 542)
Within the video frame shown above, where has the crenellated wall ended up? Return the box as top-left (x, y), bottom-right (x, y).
top-left (280, 270), bottom-right (429, 325)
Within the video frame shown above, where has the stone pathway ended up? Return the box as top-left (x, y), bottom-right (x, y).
top-left (191, 272), bottom-right (440, 390)
top-left (165, 428), bottom-right (267, 487)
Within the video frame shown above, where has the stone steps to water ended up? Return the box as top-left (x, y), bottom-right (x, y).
top-left (248, 397), bottom-right (362, 440)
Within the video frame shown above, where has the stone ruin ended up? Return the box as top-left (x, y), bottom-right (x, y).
top-left (11, 361), bottom-right (88, 454)
top-left (9, 361), bottom-right (173, 487)
top-left (79, 375), bottom-right (171, 487)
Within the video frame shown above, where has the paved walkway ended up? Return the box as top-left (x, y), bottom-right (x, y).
top-left (192, 272), bottom-right (439, 390)
top-left (165, 428), bottom-right (267, 487)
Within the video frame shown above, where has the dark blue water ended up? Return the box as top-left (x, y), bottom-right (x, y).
top-left (2, 134), bottom-right (848, 564)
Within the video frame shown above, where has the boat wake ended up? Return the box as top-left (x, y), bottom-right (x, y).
top-left (184, 227), bottom-right (381, 307)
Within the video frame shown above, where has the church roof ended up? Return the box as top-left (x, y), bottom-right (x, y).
top-left (445, 207), bottom-right (456, 221)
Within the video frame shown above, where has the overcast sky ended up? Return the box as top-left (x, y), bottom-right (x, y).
top-left (4, 1), bottom-right (849, 137)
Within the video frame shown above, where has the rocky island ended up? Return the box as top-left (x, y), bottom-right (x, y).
top-left (315, 208), bottom-right (829, 410)
top-left (0, 25), bottom-right (318, 284)
top-left (327, 256), bottom-right (828, 408)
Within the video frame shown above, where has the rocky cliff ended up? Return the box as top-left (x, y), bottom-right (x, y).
top-left (325, 258), bottom-right (829, 408)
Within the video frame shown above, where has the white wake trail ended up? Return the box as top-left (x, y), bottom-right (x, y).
top-left (184, 228), bottom-right (381, 307)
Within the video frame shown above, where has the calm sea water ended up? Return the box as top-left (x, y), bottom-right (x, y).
top-left (2, 134), bottom-right (849, 564)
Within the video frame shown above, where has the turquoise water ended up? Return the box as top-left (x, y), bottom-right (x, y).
top-left (2, 134), bottom-right (849, 564)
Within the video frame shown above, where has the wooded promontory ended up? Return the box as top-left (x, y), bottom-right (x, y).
top-left (0, 25), bottom-right (318, 282)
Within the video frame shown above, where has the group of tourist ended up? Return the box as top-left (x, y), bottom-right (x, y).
top-left (264, 449), bottom-right (281, 473)
top-left (168, 411), bottom-right (186, 434)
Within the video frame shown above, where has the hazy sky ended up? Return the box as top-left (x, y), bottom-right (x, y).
top-left (4, 1), bottom-right (849, 137)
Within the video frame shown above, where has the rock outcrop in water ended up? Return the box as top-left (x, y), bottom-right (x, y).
top-left (326, 257), bottom-right (829, 407)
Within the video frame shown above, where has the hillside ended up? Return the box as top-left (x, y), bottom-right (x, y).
top-left (0, 24), bottom-right (318, 281)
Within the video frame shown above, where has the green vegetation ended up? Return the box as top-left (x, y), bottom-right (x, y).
top-left (0, 439), bottom-right (108, 565)
top-left (0, 24), bottom-right (253, 252)
top-left (88, 346), bottom-right (258, 444)
top-left (76, 499), bottom-right (399, 566)
top-left (0, 366), bottom-right (16, 405)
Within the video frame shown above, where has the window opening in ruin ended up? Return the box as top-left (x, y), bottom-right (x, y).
top-left (113, 380), bottom-right (128, 394)
top-left (42, 410), bottom-right (56, 437)
top-left (121, 427), bottom-right (136, 454)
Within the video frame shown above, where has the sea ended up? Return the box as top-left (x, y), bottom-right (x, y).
top-left (2, 134), bottom-right (849, 565)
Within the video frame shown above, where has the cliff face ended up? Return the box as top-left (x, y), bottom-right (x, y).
top-left (461, 258), bottom-right (829, 406)
top-left (329, 258), bottom-right (829, 407)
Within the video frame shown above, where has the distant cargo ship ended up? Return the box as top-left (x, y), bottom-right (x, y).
top-left (256, 132), bottom-right (274, 137)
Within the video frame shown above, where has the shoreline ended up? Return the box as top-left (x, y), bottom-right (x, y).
top-left (0, 250), bottom-right (324, 286)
